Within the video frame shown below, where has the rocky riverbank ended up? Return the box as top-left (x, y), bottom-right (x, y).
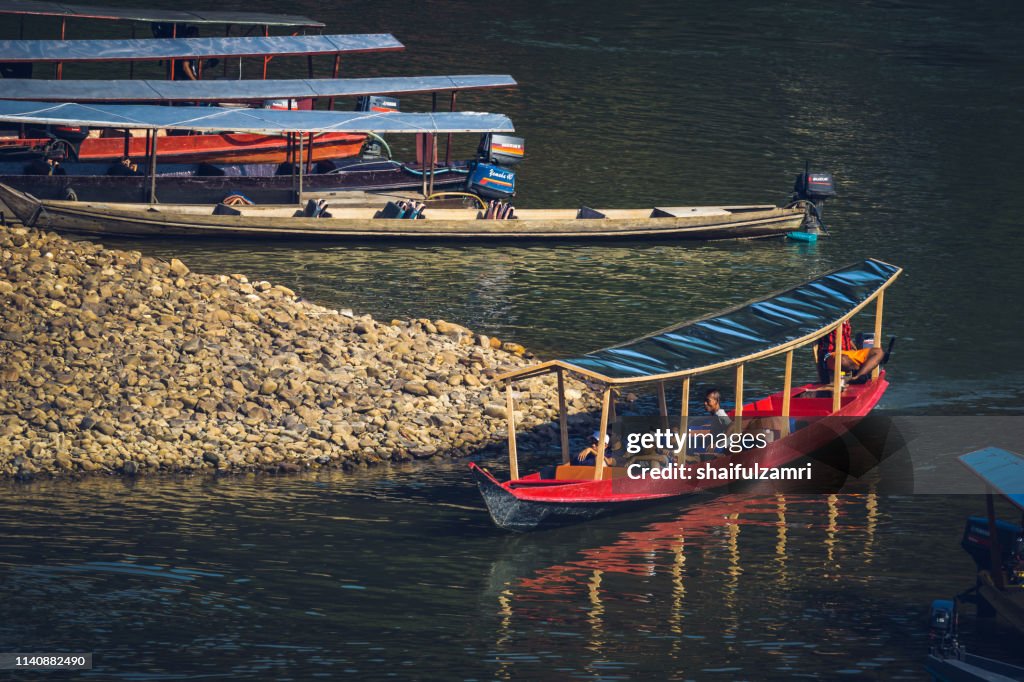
top-left (0, 224), bottom-right (602, 478)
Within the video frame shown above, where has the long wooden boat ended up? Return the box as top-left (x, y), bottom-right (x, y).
top-left (0, 182), bottom-right (806, 240)
top-left (958, 447), bottom-right (1024, 638)
top-left (469, 259), bottom-right (902, 531)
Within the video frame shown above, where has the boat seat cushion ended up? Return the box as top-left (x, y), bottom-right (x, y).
top-left (555, 464), bottom-right (629, 480)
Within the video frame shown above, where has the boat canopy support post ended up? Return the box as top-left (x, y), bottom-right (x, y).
top-left (446, 91), bottom-right (458, 166)
top-left (781, 350), bottom-right (793, 418)
top-left (734, 363), bottom-right (744, 431)
top-left (148, 131), bottom-right (158, 204)
top-left (593, 387), bottom-right (612, 480)
top-left (987, 490), bottom-right (1005, 589)
top-left (428, 133), bottom-right (438, 197)
top-left (506, 383), bottom-right (519, 480)
top-left (327, 55), bottom-right (341, 110)
top-left (56, 17), bottom-right (66, 79)
top-left (557, 368), bottom-right (569, 464)
top-left (679, 377), bottom-right (690, 459)
top-left (298, 133), bottom-right (305, 200)
top-left (832, 322), bottom-right (844, 412)
top-left (872, 291), bottom-right (885, 380)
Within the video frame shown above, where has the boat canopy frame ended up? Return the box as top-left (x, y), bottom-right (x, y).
top-left (0, 33), bottom-right (403, 63)
top-left (0, 75), bottom-right (518, 103)
top-left (497, 258), bottom-right (902, 480)
top-left (0, 100), bottom-right (515, 205)
top-left (960, 447), bottom-right (1024, 593)
top-left (0, 100), bottom-right (515, 135)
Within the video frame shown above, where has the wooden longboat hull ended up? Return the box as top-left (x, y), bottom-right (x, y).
top-left (977, 569), bottom-right (1024, 636)
top-left (0, 162), bottom-right (469, 204)
top-left (0, 183), bottom-right (807, 240)
top-left (924, 652), bottom-right (1024, 682)
top-left (470, 375), bottom-right (888, 532)
top-left (3, 132), bottom-right (366, 165)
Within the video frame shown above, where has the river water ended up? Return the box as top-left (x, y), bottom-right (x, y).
top-left (2, 0), bottom-right (1023, 678)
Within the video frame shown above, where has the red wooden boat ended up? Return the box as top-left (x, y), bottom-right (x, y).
top-left (471, 258), bottom-right (903, 531)
top-left (35, 130), bottom-right (365, 165)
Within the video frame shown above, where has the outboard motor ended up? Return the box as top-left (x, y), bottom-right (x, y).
top-left (467, 162), bottom-right (516, 199)
top-left (792, 161), bottom-right (836, 233)
top-left (928, 599), bottom-right (962, 659)
top-left (961, 515), bottom-right (1021, 571)
top-left (466, 134), bottom-right (524, 200)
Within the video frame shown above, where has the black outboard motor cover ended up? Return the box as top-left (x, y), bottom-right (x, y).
top-left (477, 134), bottom-right (525, 166)
top-left (928, 599), bottom-right (961, 658)
top-left (961, 515), bottom-right (1021, 570)
top-left (793, 171), bottom-right (836, 203)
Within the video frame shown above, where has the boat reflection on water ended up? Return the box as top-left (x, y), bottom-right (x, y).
top-left (478, 414), bottom-right (913, 675)
top-left (484, 489), bottom-right (888, 673)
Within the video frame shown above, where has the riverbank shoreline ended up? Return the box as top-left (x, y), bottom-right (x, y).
top-left (0, 224), bottom-right (601, 479)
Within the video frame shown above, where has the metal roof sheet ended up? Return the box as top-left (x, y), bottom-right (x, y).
top-left (500, 259), bottom-right (902, 385)
top-left (0, 33), bottom-right (402, 62)
top-left (0, 99), bottom-right (515, 134)
top-left (0, 1), bottom-right (324, 27)
top-left (960, 447), bottom-right (1024, 512)
top-left (0, 75), bottom-right (517, 102)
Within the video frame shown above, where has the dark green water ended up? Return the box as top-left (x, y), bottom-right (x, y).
top-left (3, 0), bottom-right (1024, 678)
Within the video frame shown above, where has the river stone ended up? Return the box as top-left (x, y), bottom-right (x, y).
top-left (403, 382), bottom-right (429, 396)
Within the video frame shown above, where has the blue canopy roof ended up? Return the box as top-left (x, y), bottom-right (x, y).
top-left (0, 0), bottom-right (324, 27)
top-left (960, 447), bottom-right (1024, 512)
top-left (0, 33), bottom-right (402, 62)
top-left (0, 75), bottom-right (518, 102)
top-left (500, 258), bottom-right (902, 384)
top-left (0, 99), bottom-right (515, 134)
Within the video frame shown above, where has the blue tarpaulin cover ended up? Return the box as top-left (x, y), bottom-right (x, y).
top-left (0, 75), bottom-right (518, 102)
top-left (960, 448), bottom-right (1024, 511)
top-left (0, 99), bottom-right (514, 134)
top-left (500, 258), bottom-right (902, 384)
top-left (0, 0), bottom-right (323, 27)
top-left (0, 33), bottom-right (401, 62)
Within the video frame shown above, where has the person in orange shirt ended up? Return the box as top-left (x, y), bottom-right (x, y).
top-left (819, 320), bottom-right (885, 384)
